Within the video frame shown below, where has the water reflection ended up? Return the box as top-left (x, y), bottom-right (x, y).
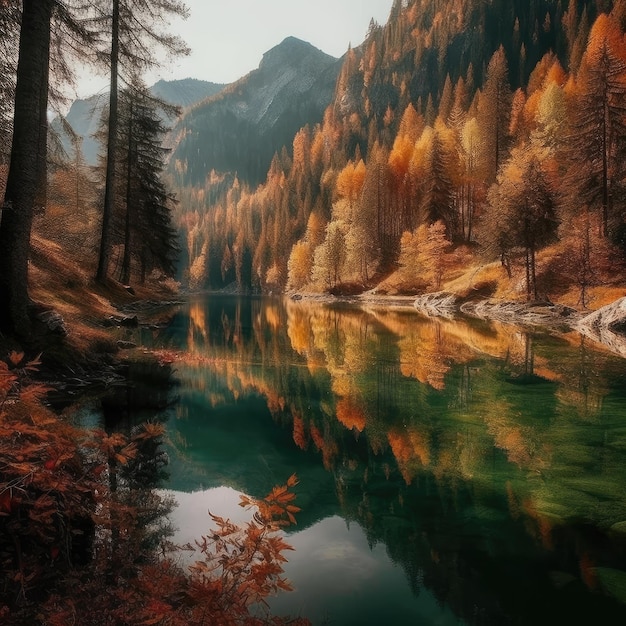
top-left (147, 296), bottom-right (626, 624)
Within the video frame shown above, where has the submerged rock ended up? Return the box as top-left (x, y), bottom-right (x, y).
top-left (413, 292), bottom-right (461, 318)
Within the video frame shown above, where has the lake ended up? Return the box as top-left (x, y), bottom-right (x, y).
top-left (88, 295), bottom-right (626, 625)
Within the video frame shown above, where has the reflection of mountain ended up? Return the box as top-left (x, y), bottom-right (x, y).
top-left (162, 374), bottom-right (340, 530)
top-left (149, 296), bottom-right (626, 624)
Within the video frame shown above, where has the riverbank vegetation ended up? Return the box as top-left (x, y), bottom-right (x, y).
top-left (0, 351), bottom-right (307, 624)
top-left (0, 2), bottom-right (309, 623)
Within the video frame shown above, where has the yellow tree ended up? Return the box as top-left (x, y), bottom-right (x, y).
top-left (566, 13), bottom-right (626, 238)
top-left (388, 133), bottom-right (417, 231)
top-left (312, 221), bottom-right (346, 290)
top-left (458, 117), bottom-right (483, 243)
top-left (487, 146), bottom-right (559, 300)
top-left (477, 46), bottom-right (513, 182)
top-left (335, 158), bottom-right (366, 221)
top-left (287, 240), bottom-right (313, 291)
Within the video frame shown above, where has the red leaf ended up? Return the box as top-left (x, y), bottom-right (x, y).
top-left (0, 490), bottom-right (13, 514)
top-left (9, 351), bottom-right (23, 366)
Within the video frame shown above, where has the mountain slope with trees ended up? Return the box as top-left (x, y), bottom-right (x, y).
top-left (172, 0), bottom-right (626, 310)
top-left (52, 78), bottom-right (224, 166)
top-left (168, 36), bottom-right (342, 190)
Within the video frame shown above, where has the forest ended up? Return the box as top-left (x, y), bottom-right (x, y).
top-left (2, 0), bottom-right (626, 623)
top-left (172, 0), bottom-right (626, 310)
top-left (0, 1), bottom-right (309, 624)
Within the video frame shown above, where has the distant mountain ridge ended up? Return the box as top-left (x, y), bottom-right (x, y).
top-left (168, 36), bottom-right (342, 188)
top-left (52, 77), bottom-right (225, 166)
top-left (150, 78), bottom-right (225, 109)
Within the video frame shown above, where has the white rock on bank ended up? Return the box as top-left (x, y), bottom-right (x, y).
top-left (576, 297), bottom-right (626, 357)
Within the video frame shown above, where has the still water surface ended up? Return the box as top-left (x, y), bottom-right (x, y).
top-left (101, 296), bottom-right (626, 625)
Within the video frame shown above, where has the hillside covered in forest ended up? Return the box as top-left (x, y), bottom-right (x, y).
top-left (169, 0), bottom-right (626, 310)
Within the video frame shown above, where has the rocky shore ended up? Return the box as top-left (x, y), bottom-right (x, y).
top-left (574, 297), bottom-right (626, 358)
top-left (291, 290), bottom-right (626, 358)
top-left (413, 292), bottom-right (581, 329)
top-left (413, 291), bottom-right (626, 358)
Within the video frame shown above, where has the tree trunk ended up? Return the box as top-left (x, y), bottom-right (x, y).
top-left (0, 0), bottom-right (53, 337)
top-left (525, 246), bottom-right (531, 301)
top-left (121, 103), bottom-right (133, 285)
top-left (601, 96), bottom-right (609, 237)
top-left (34, 51), bottom-right (49, 214)
top-left (530, 245), bottom-right (538, 300)
top-left (96, 0), bottom-right (120, 283)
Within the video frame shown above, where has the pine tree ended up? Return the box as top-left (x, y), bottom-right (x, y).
top-left (566, 14), bottom-right (626, 238)
top-left (113, 78), bottom-right (180, 285)
top-left (420, 125), bottom-right (455, 236)
top-left (477, 45), bottom-right (513, 182)
top-left (0, 0), bottom-right (54, 336)
top-left (96, 0), bottom-right (189, 283)
top-left (487, 146), bottom-right (559, 300)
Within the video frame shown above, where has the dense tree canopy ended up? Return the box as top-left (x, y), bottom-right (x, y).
top-left (170, 0), bottom-right (625, 302)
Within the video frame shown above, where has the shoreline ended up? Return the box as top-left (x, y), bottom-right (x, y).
top-left (287, 289), bottom-right (626, 358)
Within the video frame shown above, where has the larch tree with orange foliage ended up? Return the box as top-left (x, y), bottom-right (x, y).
top-left (487, 146), bottom-right (559, 300)
top-left (335, 158), bottom-right (366, 222)
top-left (566, 13), bottom-right (626, 239)
top-left (477, 46), bottom-right (513, 183)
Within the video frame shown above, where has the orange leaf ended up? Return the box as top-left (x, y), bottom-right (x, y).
top-left (9, 351), bottom-right (23, 366)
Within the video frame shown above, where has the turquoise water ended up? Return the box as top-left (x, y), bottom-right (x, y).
top-left (101, 295), bottom-right (626, 625)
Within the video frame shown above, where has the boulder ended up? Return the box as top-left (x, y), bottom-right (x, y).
top-left (37, 310), bottom-right (68, 336)
top-left (576, 297), bottom-right (626, 357)
top-left (413, 292), bottom-right (461, 318)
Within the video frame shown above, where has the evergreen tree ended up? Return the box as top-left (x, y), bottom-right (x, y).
top-left (116, 79), bottom-right (180, 285)
top-left (0, 0), bottom-right (54, 336)
top-left (566, 14), bottom-right (626, 238)
top-left (96, 0), bottom-right (189, 283)
top-left (477, 46), bottom-right (513, 182)
top-left (487, 146), bottom-right (559, 300)
top-left (420, 126), bottom-right (456, 236)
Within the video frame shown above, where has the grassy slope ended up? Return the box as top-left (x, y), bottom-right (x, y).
top-left (379, 240), bottom-right (626, 311)
top-left (0, 231), bottom-right (178, 367)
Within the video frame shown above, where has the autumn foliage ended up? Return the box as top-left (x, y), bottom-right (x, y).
top-left (0, 353), bottom-right (308, 625)
top-left (169, 1), bottom-right (626, 308)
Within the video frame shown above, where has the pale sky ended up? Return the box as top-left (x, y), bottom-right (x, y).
top-left (75, 0), bottom-right (393, 98)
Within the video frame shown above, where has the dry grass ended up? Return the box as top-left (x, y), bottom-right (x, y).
top-left (26, 232), bottom-right (178, 360)
top-left (441, 241), bottom-right (626, 311)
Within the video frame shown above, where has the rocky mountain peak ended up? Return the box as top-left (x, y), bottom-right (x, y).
top-left (259, 36), bottom-right (335, 73)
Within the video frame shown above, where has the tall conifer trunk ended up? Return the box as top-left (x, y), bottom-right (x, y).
top-left (96, 0), bottom-right (120, 283)
top-left (121, 102), bottom-right (133, 285)
top-left (0, 0), bottom-right (53, 337)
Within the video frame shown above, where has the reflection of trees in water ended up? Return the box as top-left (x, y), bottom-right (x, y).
top-left (352, 464), bottom-right (626, 625)
top-left (168, 297), bottom-right (626, 623)
top-left (98, 364), bottom-right (177, 559)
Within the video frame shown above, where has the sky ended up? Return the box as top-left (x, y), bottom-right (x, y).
top-left (75, 0), bottom-right (393, 98)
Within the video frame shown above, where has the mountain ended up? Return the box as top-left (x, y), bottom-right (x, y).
top-left (168, 37), bottom-right (342, 188)
top-left (150, 78), bottom-right (224, 109)
top-left (173, 0), bottom-right (624, 297)
top-left (51, 78), bottom-right (225, 166)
